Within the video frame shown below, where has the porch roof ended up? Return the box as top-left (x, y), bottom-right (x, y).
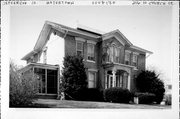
top-left (19, 63), bottom-right (59, 73)
top-left (103, 62), bottom-right (134, 74)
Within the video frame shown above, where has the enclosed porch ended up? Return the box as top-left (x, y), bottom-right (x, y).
top-left (20, 63), bottom-right (60, 98)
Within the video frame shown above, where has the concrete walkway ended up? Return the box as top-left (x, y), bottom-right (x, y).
top-left (33, 99), bottom-right (171, 109)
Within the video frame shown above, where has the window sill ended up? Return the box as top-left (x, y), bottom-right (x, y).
top-left (86, 60), bottom-right (96, 63)
top-left (133, 67), bottom-right (138, 70)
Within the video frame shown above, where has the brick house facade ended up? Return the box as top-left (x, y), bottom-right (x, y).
top-left (21, 21), bottom-right (152, 97)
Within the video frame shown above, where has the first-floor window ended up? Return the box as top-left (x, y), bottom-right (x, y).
top-left (88, 72), bottom-right (96, 88)
top-left (116, 75), bottom-right (123, 88)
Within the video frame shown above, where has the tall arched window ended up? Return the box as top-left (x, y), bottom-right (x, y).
top-left (106, 44), bottom-right (120, 63)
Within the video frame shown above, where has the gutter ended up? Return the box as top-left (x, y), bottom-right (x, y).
top-left (146, 53), bottom-right (152, 58)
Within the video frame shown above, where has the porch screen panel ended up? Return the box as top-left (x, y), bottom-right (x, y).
top-left (34, 68), bottom-right (45, 93)
top-left (47, 69), bottom-right (57, 94)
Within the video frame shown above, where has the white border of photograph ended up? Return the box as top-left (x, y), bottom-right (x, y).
top-left (1, 1), bottom-right (179, 119)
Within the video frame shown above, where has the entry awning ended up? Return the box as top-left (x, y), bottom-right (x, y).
top-left (103, 62), bottom-right (134, 74)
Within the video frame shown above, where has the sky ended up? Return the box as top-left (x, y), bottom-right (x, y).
top-left (10, 5), bottom-right (173, 84)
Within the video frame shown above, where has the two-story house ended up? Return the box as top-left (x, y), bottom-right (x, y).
top-left (21, 21), bottom-right (152, 98)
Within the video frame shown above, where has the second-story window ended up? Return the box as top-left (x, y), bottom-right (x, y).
top-left (115, 47), bottom-right (120, 63)
top-left (87, 43), bottom-right (95, 61)
top-left (107, 44), bottom-right (120, 63)
top-left (76, 41), bottom-right (84, 57)
top-left (132, 53), bottom-right (138, 67)
top-left (125, 51), bottom-right (131, 65)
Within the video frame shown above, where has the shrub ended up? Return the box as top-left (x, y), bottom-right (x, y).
top-left (76, 88), bottom-right (104, 101)
top-left (135, 92), bottom-right (156, 104)
top-left (10, 62), bottom-right (38, 107)
top-left (103, 87), bottom-right (132, 103)
top-left (61, 55), bottom-right (87, 100)
top-left (136, 70), bottom-right (165, 104)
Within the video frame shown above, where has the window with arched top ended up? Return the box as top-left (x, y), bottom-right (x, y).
top-left (106, 44), bottom-right (121, 63)
top-left (125, 50), bottom-right (131, 65)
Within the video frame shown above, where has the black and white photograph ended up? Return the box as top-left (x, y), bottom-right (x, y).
top-left (1, 1), bottom-right (179, 119)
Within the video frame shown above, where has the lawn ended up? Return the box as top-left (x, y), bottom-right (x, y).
top-left (32, 99), bottom-right (171, 109)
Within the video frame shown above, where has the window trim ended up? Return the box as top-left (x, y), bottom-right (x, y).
top-left (87, 43), bottom-right (95, 62)
top-left (88, 71), bottom-right (97, 88)
top-left (132, 52), bottom-right (139, 68)
top-left (75, 37), bottom-right (85, 57)
top-left (75, 37), bottom-right (86, 42)
top-left (125, 50), bottom-right (131, 65)
top-left (106, 44), bottom-right (121, 63)
top-left (87, 40), bottom-right (96, 45)
top-left (76, 41), bottom-right (84, 57)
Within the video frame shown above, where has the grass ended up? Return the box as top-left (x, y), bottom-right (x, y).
top-left (32, 99), bottom-right (171, 109)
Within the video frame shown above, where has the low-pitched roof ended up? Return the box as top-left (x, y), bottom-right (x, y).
top-left (102, 29), bottom-right (133, 46)
top-left (130, 45), bottom-right (153, 54)
top-left (22, 21), bottom-right (101, 60)
top-left (21, 21), bottom-right (152, 61)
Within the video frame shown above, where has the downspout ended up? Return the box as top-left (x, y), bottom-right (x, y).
top-left (58, 29), bottom-right (68, 100)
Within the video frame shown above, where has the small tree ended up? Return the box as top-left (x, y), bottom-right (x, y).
top-left (136, 70), bottom-right (165, 104)
top-left (10, 62), bottom-right (39, 107)
top-left (61, 55), bottom-right (87, 100)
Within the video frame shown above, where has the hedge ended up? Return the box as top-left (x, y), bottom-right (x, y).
top-left (135, 92), bottom-right (156, 104)
top-left (65, 88), bottom-right (104, 102)
top-left (79, 88), bottom-right (104, 101)
top-left (103, 87), bottom-right (132, 103)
